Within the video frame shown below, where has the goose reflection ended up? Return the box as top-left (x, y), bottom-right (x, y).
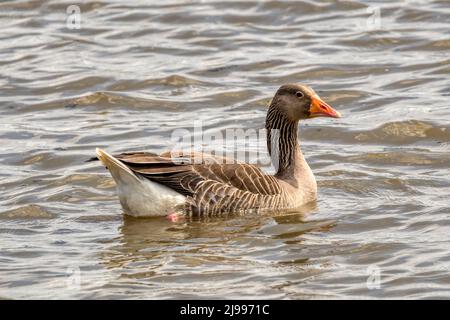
top-left (100, 202), bottom-right (336, 279)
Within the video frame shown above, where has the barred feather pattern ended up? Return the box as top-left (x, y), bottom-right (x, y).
top-left (112, 101), bottom-right (313, 216)
top-left (265, 102), bottom-right (300, 178)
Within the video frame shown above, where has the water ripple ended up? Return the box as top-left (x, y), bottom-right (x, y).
top-left (1, 0), bottom-right (449, 299)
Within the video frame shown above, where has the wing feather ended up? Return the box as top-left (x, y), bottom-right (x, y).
top-left (113, 151), bottom-right (284, 213)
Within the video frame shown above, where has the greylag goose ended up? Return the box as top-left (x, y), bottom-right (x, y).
top-left (96, 84), bottom-right (341, 217)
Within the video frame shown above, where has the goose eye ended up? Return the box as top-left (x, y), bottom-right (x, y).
top-left (295, 91), bottom-right (304, 98)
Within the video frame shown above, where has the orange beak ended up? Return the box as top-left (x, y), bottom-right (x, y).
top-left (309, 96), bottom-right (341, 118)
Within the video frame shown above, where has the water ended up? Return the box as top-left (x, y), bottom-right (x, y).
top-left (1, 0), bottom-right (450, 299)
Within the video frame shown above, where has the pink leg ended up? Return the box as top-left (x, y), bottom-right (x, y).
top-left (166, 212), bottom-right (180, 222)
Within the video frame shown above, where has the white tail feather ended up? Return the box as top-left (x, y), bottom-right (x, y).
top-left (96, 148), bottom-right (185, 217)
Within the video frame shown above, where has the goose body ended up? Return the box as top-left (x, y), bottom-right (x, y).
top-left (96, 84), bottom-right (341, 217)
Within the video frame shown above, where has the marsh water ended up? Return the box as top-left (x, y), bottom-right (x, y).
top-left (1, 0), bottom-right (450, 299)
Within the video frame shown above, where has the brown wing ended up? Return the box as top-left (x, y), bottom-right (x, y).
top-left (116, 151), bottom-right (283, 201)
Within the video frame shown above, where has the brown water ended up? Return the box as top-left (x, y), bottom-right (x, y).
top-left (1, 0), bottom-right (450, 299)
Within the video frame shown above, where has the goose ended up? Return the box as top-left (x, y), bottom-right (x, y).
top-left (96, 84), bottom-right (341, 217)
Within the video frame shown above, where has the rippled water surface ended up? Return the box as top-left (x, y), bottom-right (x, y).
top-left (1, 0), bottom-right (450, 299)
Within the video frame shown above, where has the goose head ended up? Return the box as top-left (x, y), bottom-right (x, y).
top-left (270, 83), bottom-right (341, 122)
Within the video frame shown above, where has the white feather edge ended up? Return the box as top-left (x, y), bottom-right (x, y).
top-left (96, 148), bottom-right (185, 217)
